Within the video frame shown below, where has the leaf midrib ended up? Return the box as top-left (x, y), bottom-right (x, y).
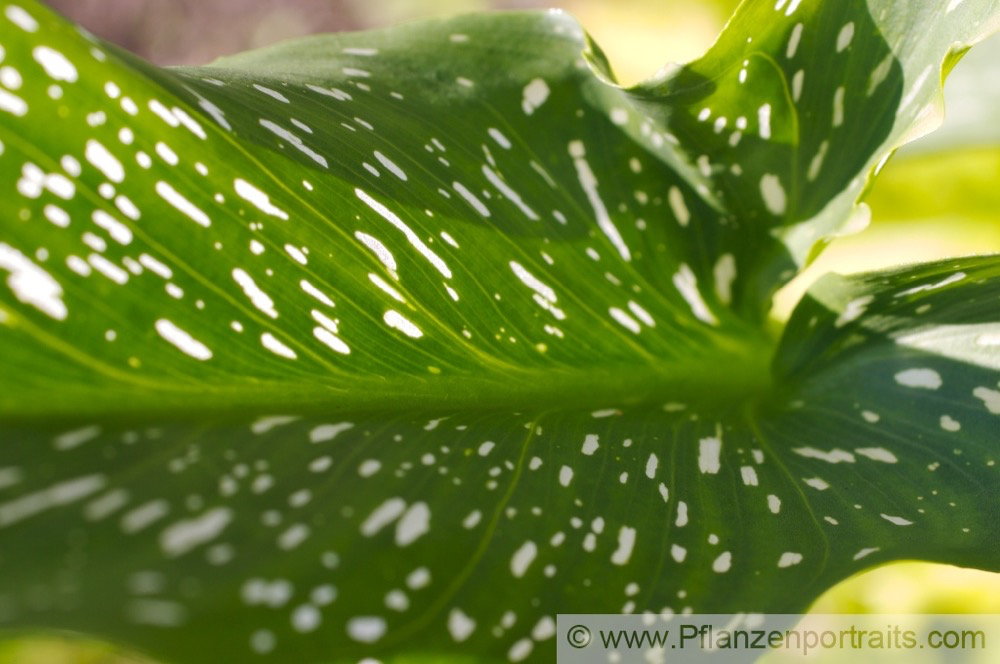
top-left (1, 330), bottom-right (775, 420)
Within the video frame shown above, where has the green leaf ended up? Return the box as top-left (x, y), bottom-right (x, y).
top-left (897, 30), bottom-right (1000, 153)
top-left (1, 0), bottom-right (999, 662)
top-left (770, 255), bottom-right (1000, 574)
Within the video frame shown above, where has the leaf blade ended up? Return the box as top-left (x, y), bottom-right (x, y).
top-left (2, 1), bottom-right (1000, 662)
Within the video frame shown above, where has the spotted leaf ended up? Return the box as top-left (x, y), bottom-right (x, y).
top-left (1, 0), bottom-right (999, 663)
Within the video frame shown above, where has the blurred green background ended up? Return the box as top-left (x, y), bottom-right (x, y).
top-left (8, 0), bottom-right (1000, 661)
